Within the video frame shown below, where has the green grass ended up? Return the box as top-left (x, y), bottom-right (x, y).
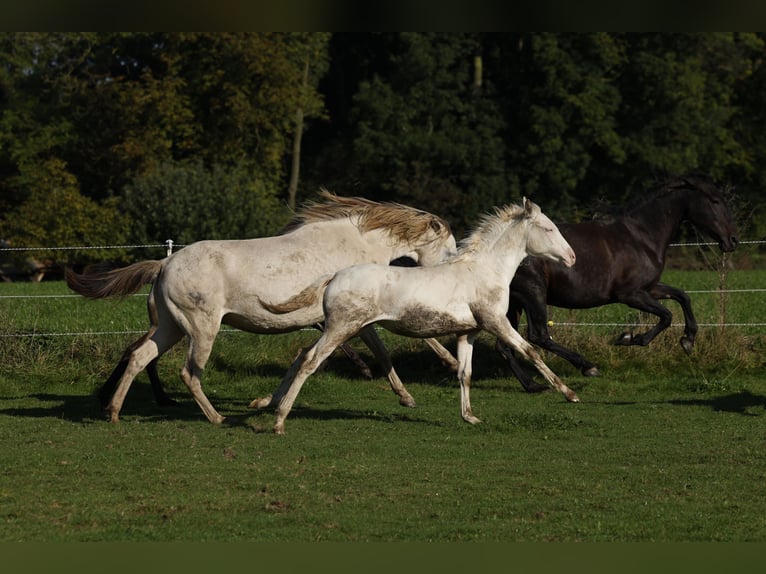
top-left (1, 273), bottom-right (765, 542)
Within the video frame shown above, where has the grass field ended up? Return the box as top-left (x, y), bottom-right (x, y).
top-left (1, 270), bottom-right (765, 542)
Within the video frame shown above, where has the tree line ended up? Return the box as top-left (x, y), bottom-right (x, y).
top-left (1, 32), bottom-right (764, 269)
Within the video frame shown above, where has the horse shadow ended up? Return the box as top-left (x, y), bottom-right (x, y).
top-left (0, 382), bottom-right (439, 429)
top-left (669, 389), bottom-right (766, 416)
top-left (0, 389), bottom-right (216, 424)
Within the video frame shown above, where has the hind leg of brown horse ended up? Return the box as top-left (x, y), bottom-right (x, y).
top-left (649, 282), bottom-right (698, 354)
top-left (613, 289), bottom-right (676, 348)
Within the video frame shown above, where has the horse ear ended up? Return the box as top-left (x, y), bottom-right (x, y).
top-left (523, 197), bottom-right (540, 218)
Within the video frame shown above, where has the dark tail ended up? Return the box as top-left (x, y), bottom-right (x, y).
top-left (65, 260), bottom-right (165, 299)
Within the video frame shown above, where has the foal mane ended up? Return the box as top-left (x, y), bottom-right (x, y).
top-left (455, 203), bottom-right (526, 259)
top-left (279, 189), bottom-right (452, 244)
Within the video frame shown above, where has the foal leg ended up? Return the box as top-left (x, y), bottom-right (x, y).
top-left (497, 303), bottom-right (555, 393)
top-left (650, 282), bottom-right (698, 354)
top-left (455, 333), bottom-right (480, 424)
top-left (423, 337), bottom-right (459, 372)
top-left (357, 326), bottom-right (417, 407)
top-left (314, 323), bottom-right (373, 379)
top-left (484, 315), bottom-right (580, 403)
top-left (273, 328), bottom-right (355, 434)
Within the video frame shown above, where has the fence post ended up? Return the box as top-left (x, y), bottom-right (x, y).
top-left (165, 239), bottom-right (174, 257)
top-left (717, 251), bottom-right (729, 337)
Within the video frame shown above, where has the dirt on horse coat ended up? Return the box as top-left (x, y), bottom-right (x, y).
top-left (251, 198), bottom-right (578, 434)
top-left (66, 191), bottom-right (457, 423)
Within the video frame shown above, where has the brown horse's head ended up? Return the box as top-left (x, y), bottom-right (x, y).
top-left (674, 174), bottom-right (739, 252)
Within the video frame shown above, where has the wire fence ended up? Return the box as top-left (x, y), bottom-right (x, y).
top-left (1, 239), bottom-right (765, 338)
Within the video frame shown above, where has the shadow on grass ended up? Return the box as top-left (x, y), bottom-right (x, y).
top-left (669, 389), bottom-right (766, 416)
top-left (0, 387), bottom-right (437, 430)
top-left (0, 389), bottom-right (209, 424)
top-left (243, 405), bottom-right (435, 434)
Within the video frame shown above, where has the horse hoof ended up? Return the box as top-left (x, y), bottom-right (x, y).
top-left (566, 391), bottom-right (580, 403)
top-left (249, 396), bottom-right (272, 409)
top-left (614, 332), bottom-right (633, 346)
top-left (680, 336), bottom-right (695, 355)
top-left (399, 396), bottom-right (417, 408)
top-left (583, 367), bottom-right (601, 377)
top-left (462, 414), bottom-right (482, 424)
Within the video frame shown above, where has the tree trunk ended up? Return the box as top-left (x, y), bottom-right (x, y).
top-left (287, 57), bottom-right (310, 211)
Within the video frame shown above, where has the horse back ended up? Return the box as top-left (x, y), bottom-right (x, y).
top-left (511, 221), bottom-right (664, 309)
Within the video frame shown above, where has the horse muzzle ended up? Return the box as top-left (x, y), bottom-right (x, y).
top-left (719, 234), bottom-right (739, 253)
top-left (563, 248), bottom-right (576, 268)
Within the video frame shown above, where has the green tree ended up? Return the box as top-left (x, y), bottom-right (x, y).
top-left (0, 158), bottom-right (128, 266)
top-left (0, 33), bottom-right (329, 262)
top-left (121, 159), bottom-right (289, 248)
top-left (487, 33), bottom-right (626, 217)
top-left (343, 33), bottom-right (508, 235)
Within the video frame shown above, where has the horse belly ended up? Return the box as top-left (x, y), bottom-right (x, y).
top-left (380, 306), bottom-right (476, 338)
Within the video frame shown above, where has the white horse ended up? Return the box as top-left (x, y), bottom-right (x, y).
top-left (66, 191), bottom-right (457, 424)
top-left (252, 198), bottom-right (579, 434)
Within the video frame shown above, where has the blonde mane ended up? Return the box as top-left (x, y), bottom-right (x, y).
top-left (455, 203), bottom-right (526, 259)
top-left (280, 189), bottom-right (452, 245)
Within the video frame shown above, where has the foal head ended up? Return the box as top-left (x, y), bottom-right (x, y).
top-left (670, 174), bottom-right (739, 253)
top-left (522, 198), bottom-right (577, 267)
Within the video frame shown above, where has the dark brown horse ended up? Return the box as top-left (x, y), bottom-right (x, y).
top-left (498, 173), bottom-right (740, 392)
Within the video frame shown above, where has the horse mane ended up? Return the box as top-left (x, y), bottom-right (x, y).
top-left (279, 188), bottom-right (452, 244)
top-left (592, 172), bottom-right (718, 220)
top-left (455, 203), bottom-right (526, 259)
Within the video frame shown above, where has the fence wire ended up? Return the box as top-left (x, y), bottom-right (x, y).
top-left (2, 239), bottom-right (764, 338)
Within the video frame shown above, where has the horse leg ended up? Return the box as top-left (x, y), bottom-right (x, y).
top-left (526, 310), bottom-right (602, 377)
top-left (613, 291), bottom-right (674, 348)
top-left (497, 302), bottom-right (552, 392)
top-left (106, 325), bottom-right (183, 422)
top-left (177, 328), bottom-right (226, 424)
top-left (248, 346), bottom-right (308, 410)
top-left (483, 314), bottom-right (580, 403)
top-left (314, 323), bottom-right (373, 379)
top-left (146, 359), bottom-right (177, 406)
top-left (456, 333), bottom-right (480, 424)
top-left (273, 327), bottom-right (355, 434)
top-left (99, 356), bottom-right (128, 407)
top-left (423, 337), bottom-right (459, 372)
top-left (356, 326), bottom-right (416, 407)
top-left (650, 282), bottom-right (698, 354)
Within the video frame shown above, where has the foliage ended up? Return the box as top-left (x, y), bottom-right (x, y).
top-left (2, 33), bottom-right (766, 264)
top-left (121, 159), bottom-right (290, 247)
top-left (0, 158), bottom-right (128, 265)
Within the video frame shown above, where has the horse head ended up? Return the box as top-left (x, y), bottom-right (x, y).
top-left (523, 197), bottom-right (576, 267)
top-left (675, 174), bottom-right (740, 253)
top-left (409, 217), bottom-right (458, 266)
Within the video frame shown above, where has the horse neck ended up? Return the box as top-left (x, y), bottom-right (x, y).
top-left (484, 222), bottom-right (530, 284)
top-left (289, 220), bottom-right (401, 262)
top-left (625, 189), bottom-right (689, 253)
top-left (360, 227), bottom-right (423, 260)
